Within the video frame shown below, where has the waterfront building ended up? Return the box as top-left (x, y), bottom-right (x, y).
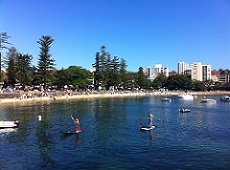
top-left (178, 61), bottom-right (189, 75)
top-left (219, 71), bottom-right (230, 82)
top-left (191, 62), bottom-right (212, 82)
top-left (191, 62), bottom-right (203, 81)
top-left (144, 64), bottom-right (169, 81)
top-left (143, 67), bottom-right (155, 81)
top-left (202, 64), bottom-right (211, 81)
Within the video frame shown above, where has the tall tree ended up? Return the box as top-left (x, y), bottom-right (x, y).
top-left (119, 58), bottom-right (127, 88)
top-left (31, 66), bottom-right (40, 85)
top-left (5, 47), bottom-right (18, 86)
top-left (110, 56), bottom-right (120, 88)
top-left (93, 46), bottom-right (129, 90)
top-left (37, 35), bottom-right (55, 87)
top-left (92, 52), bottom-right (101, 89)
top-left (92, 46), bottom-right (131, 90)
top-left (104, 52), bottom-right (112, 89)
top-left (136, 67), bottom-right (145, 89)
top-left (92, 46), bottom-right (108, 89)
top-left (99, 46), bottom-right (108, 88)
top-left (15, 53), bottom-right (33, 85)
top-left (0, 32), bottom-right (11, 82)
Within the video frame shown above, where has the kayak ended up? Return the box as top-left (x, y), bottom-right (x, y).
top-left (140, 125), bottom-right (155, 131)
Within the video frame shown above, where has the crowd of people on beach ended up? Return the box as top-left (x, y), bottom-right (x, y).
top-left (1, 85), bottom-right (230, 104)
top-left (0, 85), bottom-right (151, 100)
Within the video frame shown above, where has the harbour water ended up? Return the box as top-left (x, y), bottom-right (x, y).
top-left (0, 95), bottom-right (230, 169)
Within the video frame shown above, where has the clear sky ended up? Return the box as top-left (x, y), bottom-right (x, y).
top-left (1, 0), bottom-right (229, 72)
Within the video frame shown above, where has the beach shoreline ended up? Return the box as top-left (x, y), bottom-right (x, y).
top-left (1, 90), bottom-right (230, 105)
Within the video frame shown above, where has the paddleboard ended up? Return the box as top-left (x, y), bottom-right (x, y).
top-left (64, 131), bottom-right (82, 134)
top-left (140, 125), bottom-right (155, 131)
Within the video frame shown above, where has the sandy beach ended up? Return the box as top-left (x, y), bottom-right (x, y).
top-left (1, 90), bottom-right (230, 105)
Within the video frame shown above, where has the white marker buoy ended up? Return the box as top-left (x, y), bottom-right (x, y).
top-left (38, 115), bottom-right (42, 121)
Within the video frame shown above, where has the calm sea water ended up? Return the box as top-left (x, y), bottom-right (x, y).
top-left (0, 95), bottom-right (230, 170)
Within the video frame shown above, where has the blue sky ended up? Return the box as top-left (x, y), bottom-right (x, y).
top-left (1, 0), bottom-right (229, 72)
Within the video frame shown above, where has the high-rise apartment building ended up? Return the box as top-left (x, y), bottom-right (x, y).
top-left (191, 62), bottom-right (202, 81)
top-left (144, 67), bottom-right (155, 80)
top-left (154, 64), bottom-right (169, 77)
top-left (219, 72), bottom-right (230, 82)
top-left (144, 64), bottom-right (169, 80)
top-left (178, 61), bottom-right (189, 75)
top-left (191, 62), bottom-right (211, 81)
top-left (202, 64), bottom-right (211, 81)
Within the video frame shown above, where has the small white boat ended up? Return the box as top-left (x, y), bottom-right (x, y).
top-left (179, 94), bottom-right (194, 100)
top-left (161, 97), bottom-right (172, 102)
top-left (200, 98), bottom-right (217, 103)
top-left (179, 109), bottom-right (191, 113)
top-left (0, 120), bottom-right (19, 129)
top-left (220, 96), bottom-right (230, 102)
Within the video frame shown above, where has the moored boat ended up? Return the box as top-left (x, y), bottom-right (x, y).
top-left (161, 97), bottom-right (172, 102)
top-left (178, 94), bottom-right (194, 100)
top-left (200, 98), bottom-right (217, 103)
top-left (179, 109), bottom-right (191, 113)
top-left (220, 95), bottom-right (230, 102)
top-left (0, 120), bottom-right (19, 129)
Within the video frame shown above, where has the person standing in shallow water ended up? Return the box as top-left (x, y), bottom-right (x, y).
top-left (148, 113), bottom-right (153, 127)
top-left (71, 115), bottom-right (81, 132)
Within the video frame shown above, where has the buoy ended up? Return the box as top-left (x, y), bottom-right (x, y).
top-left (38, 115), bottom-right (42, 121)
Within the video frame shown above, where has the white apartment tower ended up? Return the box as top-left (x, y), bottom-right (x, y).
top-left (191, 62), bottom-right (211, 81)
top-left (178, 61), bottom-right (189, 75)
top-left (154, 64), bottom-right (169, 77)
top-left (191, 62), bottom-right (202, 81)
top-left (144, 64), bottom-right (169, 80)
top-left (202, 64), bottom-right (211, 81)
top-left (144, 67), bottom-right (155, 80)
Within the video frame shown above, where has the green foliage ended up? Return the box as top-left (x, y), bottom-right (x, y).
top-left (15, 53), bottom-right (33, 85)
top-left (53, 66), bottom-right (93, 89)
top-left (5, 47), bottom-right (17, 86)
top-left (37, 35), bottom-right (55, 87)
top-left (92, 46), bottom-right (127, 90)
top-left (7, 57), bottom-right (16, 85)
top-left (120, 58), bottom-right (127, 86)
top-left (0, 32), bottom-right (12, 81)
top-left (3, 36), bottom-right (229, 92)
top-left (221, 82), bottom-right (230, 91)
top-left (135, 67), bottom-right (151, 89)
top-left (164, 75), bottom-right (192, 90)
top-left (4, 47), bottom-right (33, 86)
top-left (191, 80), bottom-right (205, 91)
top-left (152, 74), bottom-right (167, 89)
top-left (125, 72), bottom-right (137, 90)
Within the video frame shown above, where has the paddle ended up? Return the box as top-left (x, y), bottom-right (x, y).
top-left (71, 115), bottom-right (74, 121)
